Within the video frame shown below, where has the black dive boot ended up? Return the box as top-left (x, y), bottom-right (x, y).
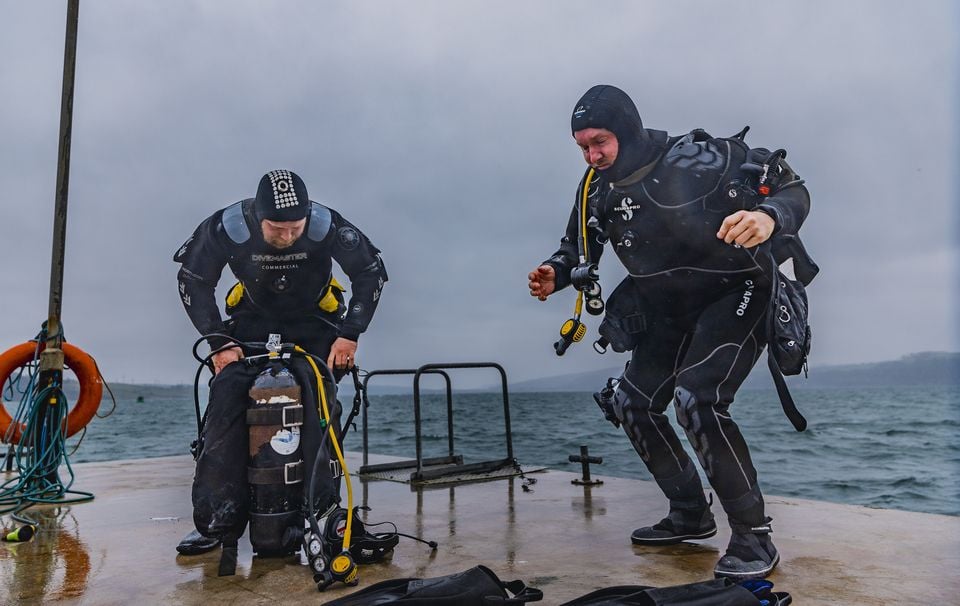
top-left (631, 495), bottom-right (717, 545)
top-left (714, 517), bottom-right (779, 580)
top-left (176, 529), bottom-right (221, 555)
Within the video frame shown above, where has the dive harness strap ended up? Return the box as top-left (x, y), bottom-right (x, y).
top-left (621, 312), bottom-right (646, 334)
top-left (218, 539), bottom-right (239, 577)
top-left (248, 461), bottom-right (304, 485)
top-left (763, 244), bottom-right (811, 433)
top-left (767, 353), bottom-right (807, 432)
top-left (245, 404), bottom-right (304, 427)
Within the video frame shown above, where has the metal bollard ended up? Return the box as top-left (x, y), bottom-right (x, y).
top-left (569, 444), bottom-right (603, 486)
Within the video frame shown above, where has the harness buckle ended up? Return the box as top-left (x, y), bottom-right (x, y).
top-left (284, 461), bottom-right (302, 485)
top-left (282, 404), bottom-right (304, 427)
top-left (266, 333), bottom-right (282, 354)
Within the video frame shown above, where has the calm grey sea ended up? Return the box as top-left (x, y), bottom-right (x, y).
top-left (10, 382), bottom-right (958, 517)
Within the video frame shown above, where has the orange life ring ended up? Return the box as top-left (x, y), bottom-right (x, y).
top-left (0, 341), bottom-right (103, 443)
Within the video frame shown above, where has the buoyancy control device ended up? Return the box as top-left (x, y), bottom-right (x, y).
top-left (190, 333), bottom-right (436, 590)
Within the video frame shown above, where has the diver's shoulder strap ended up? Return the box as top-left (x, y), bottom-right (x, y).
top-left (771, 233), bottom-right (819, 287)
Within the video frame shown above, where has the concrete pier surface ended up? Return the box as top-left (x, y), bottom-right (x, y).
top-left (1, 453), bottom-right (958, 605)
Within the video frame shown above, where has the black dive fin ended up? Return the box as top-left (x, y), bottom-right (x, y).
top-left (558, 578), bottom-right (763, 605)
top-left (321, 565), bottom-right (542, 605)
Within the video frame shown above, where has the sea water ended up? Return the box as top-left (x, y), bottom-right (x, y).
top-left (8, 382), bottom-right (957, 517)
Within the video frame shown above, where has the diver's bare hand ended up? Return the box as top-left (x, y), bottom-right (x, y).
top-left (717, 210), bottom-right (775, 249)
top-left (327, 338), bottom-right (358, 370)
top-left (212, 346), bottom-right (243, 375)
top-left (528, 265), bottom-right (556, 301)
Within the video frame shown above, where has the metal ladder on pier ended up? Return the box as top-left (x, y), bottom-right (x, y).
top-left (358, 362), bottom-right (519, 485)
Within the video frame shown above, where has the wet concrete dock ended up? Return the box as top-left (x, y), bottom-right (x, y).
top-left (1, 453), bottom-right (958, 604)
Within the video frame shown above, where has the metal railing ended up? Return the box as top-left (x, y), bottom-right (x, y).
top-left (359, 362), bottom-right (516, 483)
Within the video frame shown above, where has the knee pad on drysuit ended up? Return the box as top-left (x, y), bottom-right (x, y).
top-left (614, 378), bottom-right (705, 490)
top-left (673, 386), bottom-right (704, 433)
top-left (609, 380), bottom-right (659, 463)
top-left (673, 386), bottom-right (723, 482)
top-left (674, 386), bottom-right (733, 455)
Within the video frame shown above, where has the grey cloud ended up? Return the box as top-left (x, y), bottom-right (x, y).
top-left (1, 1), bottom-right (956, 386)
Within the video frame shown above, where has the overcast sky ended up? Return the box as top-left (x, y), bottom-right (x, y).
top-left (1, 1), bottom-right (957, 386)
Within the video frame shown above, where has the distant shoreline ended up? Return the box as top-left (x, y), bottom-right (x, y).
top-left (60, 351), bottom-right (960, 394)
top-left (506, 351), bottom-right (960, 393)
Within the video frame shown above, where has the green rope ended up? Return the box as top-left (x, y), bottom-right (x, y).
top-left (0, 331), bottom-right (94, 526)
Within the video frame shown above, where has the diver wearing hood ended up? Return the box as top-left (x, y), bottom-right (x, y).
top-left (528, 85), bottom-right (811, 580)
top-left (173, 169), bottom-right (388, 554)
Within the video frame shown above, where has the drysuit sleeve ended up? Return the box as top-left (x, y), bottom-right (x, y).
top-left (542, 170), bottom-right (606, 292)
top-left (329, 210), bottom-right (388, 342)
top-left (173, 213), bottom-right (232, 348)
top-left (754, 157), bottom-right (810, 237)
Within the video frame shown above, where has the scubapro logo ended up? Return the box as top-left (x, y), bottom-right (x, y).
top-left (736, 279), bottom-right (754, 316)
top-left (574, 104), bottom-right (586, 118)
top-left (615, 197), bottom-right (643, 221)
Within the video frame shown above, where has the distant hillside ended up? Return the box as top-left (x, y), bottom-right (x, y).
top-left (508, 351), bottom-right (960, 392)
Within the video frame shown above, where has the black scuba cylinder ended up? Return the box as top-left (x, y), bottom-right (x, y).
top-left (247, 362), bottom-right (307, 555)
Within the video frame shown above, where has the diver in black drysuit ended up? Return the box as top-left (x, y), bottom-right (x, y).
top-left (536, 85), bottom-right (810, 579)
top-left (173, 169), bottom-right (387, 554)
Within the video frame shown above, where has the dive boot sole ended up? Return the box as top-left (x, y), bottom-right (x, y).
top-left (630, 524), bottom-right (718, 545)
top-left (713, 550), bottom-right (781, 580)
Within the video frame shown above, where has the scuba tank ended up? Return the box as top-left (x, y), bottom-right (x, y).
top-left (246, 362), bottom-right (306, 555)
top-left (190, 333), bottom-right (435, 588)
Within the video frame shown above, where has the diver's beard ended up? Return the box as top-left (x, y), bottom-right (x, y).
top-left (264, 237), bottom-right (296, 250)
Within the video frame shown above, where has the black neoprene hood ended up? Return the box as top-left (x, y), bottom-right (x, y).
top-left (571, 85), bottom-right (644, 138)
top-left (571, 85), bottom-right (661, 182)
top-left (254, 169), bottom-right (311, 222)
